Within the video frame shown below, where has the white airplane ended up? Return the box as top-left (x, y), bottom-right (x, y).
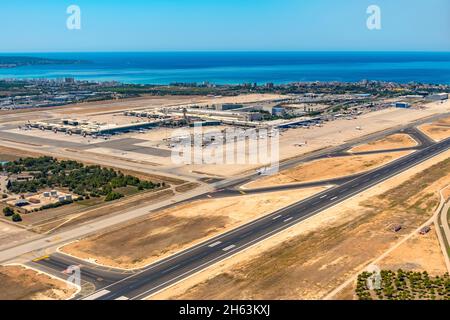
top-left (256, 166), bottom-right (277, 175)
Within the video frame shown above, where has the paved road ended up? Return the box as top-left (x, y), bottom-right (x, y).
top-left (72, 136), bottom-right (450, 300)
top-left (437, 199), bottom-right (450, 272)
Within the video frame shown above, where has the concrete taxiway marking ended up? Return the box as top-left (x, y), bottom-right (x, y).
top-left (223, 245), bottom-right (236, 252)
top-left (284, 217), bottom-right (293, 222)
top-left (115, 296), bottom-right (129, 300)
top-left (162, 264), bottom-right (180, 274)
top-left (239, 232), bottom-right (253, 239)
top-left (208, 241), bottom-right (222, 248)
top-left (82, 289), bottom-right (110, 300)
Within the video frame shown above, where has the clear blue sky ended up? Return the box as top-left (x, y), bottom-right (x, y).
top-left (1, 0), bottom-right (449, 52)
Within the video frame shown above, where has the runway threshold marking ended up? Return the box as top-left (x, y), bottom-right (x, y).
top-left (239, 231), bottom-right (253, 239)
top-left (208, 241), bottom-right (222, 248)
top-left (223, 245), bottom-right (236, 252)
top-left (82, 289), bottom-right (110, 300)
top-left (115, 296), bottom-right (129, 300)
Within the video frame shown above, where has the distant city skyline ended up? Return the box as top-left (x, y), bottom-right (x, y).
top-left (0, 0), bottom-right (449, 52)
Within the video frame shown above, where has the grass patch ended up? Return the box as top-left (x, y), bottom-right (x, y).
top-left (114, 186), bottom-right (140, 196)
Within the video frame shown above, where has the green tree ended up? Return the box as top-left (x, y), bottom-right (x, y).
top-left (11, 213), bottom-right (22, 222)
top-left (105, 192), bottom-right (124, 202)
top-left (3, 207), bottom-right (14, 217)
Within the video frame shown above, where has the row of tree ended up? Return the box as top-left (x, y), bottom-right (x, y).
top-left (2, 157), bottom-right (162, 197)
top-left (2, 207), bottom-right (22, 222)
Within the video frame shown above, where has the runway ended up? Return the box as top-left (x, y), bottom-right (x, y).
top-left (30, 131), bottom-right (450, 300)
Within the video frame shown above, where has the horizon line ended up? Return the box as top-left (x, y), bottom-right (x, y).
top-left (1, 50), bottom-right (450, 55)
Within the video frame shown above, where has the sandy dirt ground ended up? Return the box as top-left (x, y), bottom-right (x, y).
top-left (0, 265), bottom-right (76, 300)
top-left (243, 151), bottom-right (411, 190)
top-left (442, 187), bottom-right (450, 201)
top-left (349, 134), bottom-right (418, 153)
top-left (61, 187), bottom-right (326, 269)
top-left (0, 145), bottom-right (43, 161)
top-left (151, 150), bottom-right (450, 300)
top-left (418, 124), bottom-right (450, 142)
top-left (0, 221), bottom-right (38, 251)
top-left (378, 228), bottom-right (447, 275)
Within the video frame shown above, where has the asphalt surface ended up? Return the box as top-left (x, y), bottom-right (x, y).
top-left (30, 131), bottom-right (450, 300)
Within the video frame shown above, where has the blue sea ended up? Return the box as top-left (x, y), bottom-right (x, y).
top-left (0, 52), bottom-right (450, 85)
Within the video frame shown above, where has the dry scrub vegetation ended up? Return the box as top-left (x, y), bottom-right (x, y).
top-left (0, 266), bottom-right (76, 300)
top-left (419, 124), bottom-right (450, 142)
top-left (349, 134), bottom-right (417, 153)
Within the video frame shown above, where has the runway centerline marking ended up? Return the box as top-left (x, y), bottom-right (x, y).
top-left (272, 215), bottom-right (282, 220)
top-left (161, 264), bottom-right (180, 274)
top-left (330, 196), bottom-right (338, 201)
top-left (284, 217), bottom-right (293, 222)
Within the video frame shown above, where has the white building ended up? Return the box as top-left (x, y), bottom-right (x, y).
top-left (426, 93), bottom-right (448, 101)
